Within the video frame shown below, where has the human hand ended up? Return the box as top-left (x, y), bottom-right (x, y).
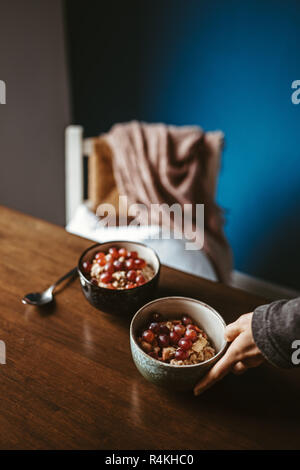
top-left (194, 312), bottom-right (265, 396)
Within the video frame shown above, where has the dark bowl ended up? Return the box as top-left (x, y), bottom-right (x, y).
top-left (77, 241), bottom-right (161, 315)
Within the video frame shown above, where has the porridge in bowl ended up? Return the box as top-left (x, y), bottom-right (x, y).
top-left (83, 246), bottom-right (155, 290)
top-left (138, 312), bottom-right (216, 365)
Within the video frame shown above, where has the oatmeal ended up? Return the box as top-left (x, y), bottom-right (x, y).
top-left (137, 313), bottom-right (216, 365)
top-left (82, 246), bottom-right (155, 290)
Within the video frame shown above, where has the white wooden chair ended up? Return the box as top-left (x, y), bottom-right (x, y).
top-left (65, 125), bottom-right (299, 300)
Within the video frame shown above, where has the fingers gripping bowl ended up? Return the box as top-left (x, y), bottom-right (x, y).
top-left (78, 241), bottom-right (160, 315)
top-left (130, 297), bottom-right (227, 391)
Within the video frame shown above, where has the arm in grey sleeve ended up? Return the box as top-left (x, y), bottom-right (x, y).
top-left (252, 297), bottom-right (300, 368)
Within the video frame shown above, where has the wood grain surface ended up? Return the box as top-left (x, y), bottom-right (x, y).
top-left (0, 205), bottom-right (299, 450)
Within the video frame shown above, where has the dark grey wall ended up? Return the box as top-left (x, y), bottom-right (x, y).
top-left (0, 0), bottom-right (70, 225)
top-left (64, 0), bottom-right (143, 137)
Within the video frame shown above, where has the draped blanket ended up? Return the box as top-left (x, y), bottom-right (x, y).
top-left (104, 121), bottom-right (232, 283)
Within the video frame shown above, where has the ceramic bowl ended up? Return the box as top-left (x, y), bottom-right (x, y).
top-left (78, 241), bottom-right (161, 315)
top-left (130, 296), bottom-right (227, 391)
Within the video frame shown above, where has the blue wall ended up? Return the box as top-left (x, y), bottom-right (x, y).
top-left (138, 0), bottom-right (300, 289)
top-left (66, 0), bottom-right (300, 289)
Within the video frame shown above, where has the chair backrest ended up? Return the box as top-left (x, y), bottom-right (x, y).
top-left (65, 125), bottom-right (225, 226)
top-left (65, 125), bottom-right (119, 224)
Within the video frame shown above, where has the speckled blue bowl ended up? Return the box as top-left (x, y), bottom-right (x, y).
top-left (130, 296), bottom-right (227, 391)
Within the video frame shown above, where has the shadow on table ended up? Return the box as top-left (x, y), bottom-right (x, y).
top-left (167, 362), bottom-right (300, 424)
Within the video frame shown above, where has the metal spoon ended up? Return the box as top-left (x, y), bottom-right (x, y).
top-left (22, 267), bottom-right (78, 306)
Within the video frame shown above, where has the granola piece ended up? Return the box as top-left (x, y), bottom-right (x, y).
top-left (162, 346), bottom-right (176, 362)
top-left (165, 321), bottom-right (174, 331)
top-left (203, 346), bottom-right (215, 360)
top-left (142, 265), bottom-right (155, 281)
top-left (192, 336), bottom-right (208, 353)
top-left (170, 359), bottom-right (185, 366)
top-left (90, 263), bottom-right (102, 277)
top-left (189, 352), bottom-right (198, 363)
top-left (196, 351), bottom-right (204, 362)
top-left (141, 341), bottom-right (152, 353)
top-left (112, 270), bottom-right (126, 281)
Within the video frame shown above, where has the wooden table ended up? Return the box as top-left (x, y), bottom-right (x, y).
top-left (0, 205), bottom-right (299, 450)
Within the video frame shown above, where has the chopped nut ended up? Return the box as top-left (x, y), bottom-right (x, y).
top-left (196, 351), bottom-right (204, 362)
top-left (141, 341), bottom-right (152, 353)
top-left (189, 352), bottom-right (198, 362)
top-left (170, 359), bottom-right (184, 366)
top-left (165, 321), bottom-right (174, 331)
top-left (203, 346), bottom-right (215, 360)
top-left (192, 336), bottom-right (208, 353)
top-left (112, 271), bottom-right (126, 281)
top-left (162, 347), bottom-right (176, 361)
top-left (90, 264), bottom-right (101, 277)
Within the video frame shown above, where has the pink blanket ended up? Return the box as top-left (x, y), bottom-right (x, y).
top-left (104, 121), bottom-right (232, 283)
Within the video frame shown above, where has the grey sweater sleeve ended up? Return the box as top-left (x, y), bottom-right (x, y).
top-left (252, 297), bottom-right (300, 368)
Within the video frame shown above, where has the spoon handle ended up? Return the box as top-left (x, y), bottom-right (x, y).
top-left (51, 267), bottom-right (78, 290)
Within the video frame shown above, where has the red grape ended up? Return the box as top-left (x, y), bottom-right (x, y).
top-left (109, 247), bottom-right (119, 259)
top-left (170, 331), bottom-right (181, 345)
top-left (182, 315), bottom-right (192, 326)
top-left (125, 258), bottom-right (135, 270)
top-left (127, 270), bottom-right (137, 282)
top-left (185, 328), bottom-right (198, 342)
top-left (96, 257), bottom-right (106, 266)
top-left (104, 262), bottom-right (115, 274)
top-left (136, 274), bottom-right (146, 285)
top-left (175, 348), bottom-right (189, 360)
top-left (134, 258), bottom-right (146, 269)
top-left (100, 272), bottom-right (112, 283)
top-left (113, 260), bottom-right (124, 270)
top-left (158, 334), bottom-right (170, 348)
top-left (142, 329), bottom-right (155, 344)
top-left (149, 322), bottom-right (160, 334)
top-left (186, 324), bottom-right (200, 332)
top-left (173, 324), bottom-right (186, 337)
top-left (159, 325), bottom-right (170, 335)
top-left (178, 338), bottom-right (192, 350)
top-left (127, 251), bottom-right (138, 259)
top-left (118, 247), bottom-right (127, 257)
top-left (82, 261), bottom-right (91, 273)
